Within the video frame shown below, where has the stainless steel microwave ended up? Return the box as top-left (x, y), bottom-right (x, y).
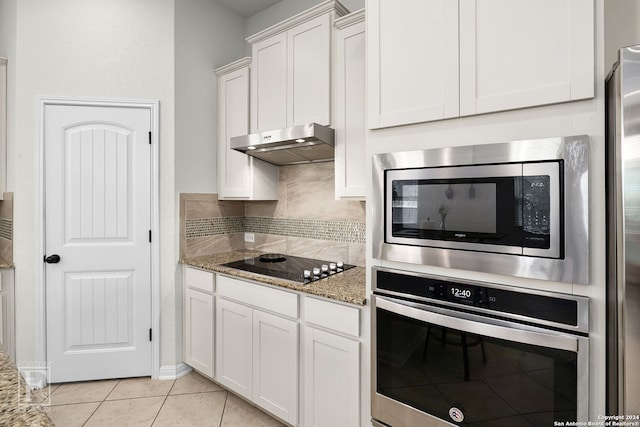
top-left (372, 135), bottom-right (590, 284)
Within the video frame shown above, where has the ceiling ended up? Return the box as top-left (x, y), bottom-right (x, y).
top-left (216, 0), bottom-right (283, 18)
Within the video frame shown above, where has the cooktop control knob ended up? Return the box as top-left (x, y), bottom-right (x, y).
top-left (321, 264), bottom-right (329, 274)
top-left (312, 267), bottom-right (321, 277)
top-left (303, 269), bottom-right (312, 279)
top-left (329, 262), bottom-right (337, 272)
top-left (336, 261), bottom-right (344, 270)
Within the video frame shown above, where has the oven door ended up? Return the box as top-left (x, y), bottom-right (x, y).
top-left (372, 295), bottom-right (589, 427)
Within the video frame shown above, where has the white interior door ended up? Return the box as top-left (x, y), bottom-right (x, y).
top-left (44, 102), bottom-right (152, 383)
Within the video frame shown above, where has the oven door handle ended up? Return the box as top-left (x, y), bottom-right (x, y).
top-left (375, 295), bottom-right (580, 352)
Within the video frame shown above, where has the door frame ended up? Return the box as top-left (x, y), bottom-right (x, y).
top-left (36, 97), bottom-right (160, 384)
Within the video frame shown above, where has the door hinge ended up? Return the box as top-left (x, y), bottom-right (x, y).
top-left (149, 328), bottom-right (152, 341)
top-left (149, 230), bottom-right (152, 243)
top-left (148, 131), bottom-right (152, 145)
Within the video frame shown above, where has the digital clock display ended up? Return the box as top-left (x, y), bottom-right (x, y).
top-left (447, 284), bottom-right (475, 304)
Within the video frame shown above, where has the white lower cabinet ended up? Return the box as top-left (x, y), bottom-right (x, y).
top-left (215, 275), bottom-right (299, 426)
top-left (184, 271), bottom-right (365, 427)
top-left (304, 327), bottom-right (360, 427)
top-left (183, 267), bottom-right (215, 378)
top-left (215, 298), bottom-right (253, 397)
top-left (184, 288), bottom-right (214, 378)
top-left (303, 296), bottom-right (361, 427)
top-left (0, 269), bottom-right (15, 360)
top-left (253, 310), bottom-right (299, 423)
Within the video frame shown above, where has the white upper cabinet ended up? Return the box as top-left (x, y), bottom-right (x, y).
top-left (250, 35), bottom-right (288, 132)
top-left (459, 0), bottom-right (594, 116)
top-left (215, 58), bottom-right (278, 200)
top-left (368, 0), bottom-right (460, 129)
top-left (368, 0), bottom-right (594, 129)
top-left (286, 13), bottom-right (332, 127)
top-left (248, 0), bottom-right (349, 133)
top-left (334, 10), bottom-right (366, 200)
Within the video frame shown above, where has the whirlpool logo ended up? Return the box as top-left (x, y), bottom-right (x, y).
top-left (449, 407), bottom-right (465, 423)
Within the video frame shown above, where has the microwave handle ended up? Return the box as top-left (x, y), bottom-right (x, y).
top-left (374, 295), bottom-right (579, 353)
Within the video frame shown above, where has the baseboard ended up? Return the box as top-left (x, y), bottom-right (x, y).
top-left (157, 362), bottom-right (192, 380)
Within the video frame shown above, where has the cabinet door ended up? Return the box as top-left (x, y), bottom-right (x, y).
top-left (218, 65), bottom-right (251, 199)
top-left (335, 15), bottom-right (366, 200)
top-left (251, 33), bottom-right (287, 133)
top-left (459, 0), bottom-right (594, 115)
top-left (0, 270), bottom-right (13, 360)
top-left (183, 288), bottom-right (214, 378)
top-left (368, 0), bottom-right (459, 129)
top-left (287, 13), bottom-right (332, 127)
top-left (304, 327), bottom-right (360, 427)
top-left (0, 276), bottom-right (4, 349)
top-left (253, 310), bottom-right (299, 425)
top-left (215, 298), bottom-right (253, 398)
top-left (217, 59), bottom-right (279, 201)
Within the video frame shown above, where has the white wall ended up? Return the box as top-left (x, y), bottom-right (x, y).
top-left (174, 0), bottom-right (245, 367)
top-left (10, 0), bottom-right (177, 367)
top-left (175, 0), bottom-right (246, 195)
top-left (604, 0), bottom-right (640, 73)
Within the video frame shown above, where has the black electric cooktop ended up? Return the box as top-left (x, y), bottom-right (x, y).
top-left (221, 253), bottom-right (355, 284)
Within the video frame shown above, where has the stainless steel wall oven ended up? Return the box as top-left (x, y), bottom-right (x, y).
top-left (371, 267), bottom-right (590, 427)
top-left (372, 135), bottom-right (590, 284)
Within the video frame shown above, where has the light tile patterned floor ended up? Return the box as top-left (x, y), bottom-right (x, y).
top-left (44, 371), bottom-right (285, 427)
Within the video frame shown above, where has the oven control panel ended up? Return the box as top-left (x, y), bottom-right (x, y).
top-left (374, 268), bottom-right (586, 331)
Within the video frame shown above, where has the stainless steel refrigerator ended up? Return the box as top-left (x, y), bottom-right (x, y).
top-left (606, 44), bottom-right (640, 415)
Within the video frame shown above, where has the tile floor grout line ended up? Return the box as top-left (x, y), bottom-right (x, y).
top-left (83, 379), bottom-right (120, 427)
top-left (218, 389), bottom-right (230, 427)
top-left (82, 400), bottom-right (103, 427)
top-left (150, 393), bottom-right (171, 426)
top-left (48, 400), bottom-right (104, 407)
top-left (166, 377), bottom-right (178, 396)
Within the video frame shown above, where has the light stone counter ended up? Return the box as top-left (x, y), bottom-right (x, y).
top-left (0, 346), bottom-right (54, 426)
top-left (181, 250), bottom-right (367, 306)
top-left (0, 258), bottom-right (13, 269)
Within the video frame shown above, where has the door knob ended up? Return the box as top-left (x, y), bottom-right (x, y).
top-left (44, 254), bottom-right (61, 264)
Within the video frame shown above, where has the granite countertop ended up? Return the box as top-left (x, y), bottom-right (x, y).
top-left (0, 347), bottom-right (54, 426)
top-left (181, 250), bottom-right (367, 306)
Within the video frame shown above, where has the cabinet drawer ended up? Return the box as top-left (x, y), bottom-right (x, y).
top-left (217, 275), bottom-right (298, 319)
top-left (305, 297), bottom-right (360, 337)
top-left (185, 267), bottom-right (215, 293)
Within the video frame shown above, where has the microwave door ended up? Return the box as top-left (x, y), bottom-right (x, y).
top-left (386, 163), bottom-right (523, 254)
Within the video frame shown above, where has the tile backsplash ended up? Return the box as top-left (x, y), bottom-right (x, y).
top-left (181, 162), bottom-right (366, 265)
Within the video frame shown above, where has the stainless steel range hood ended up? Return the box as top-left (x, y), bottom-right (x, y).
top-left (230, 123), bottom-right (335, 166)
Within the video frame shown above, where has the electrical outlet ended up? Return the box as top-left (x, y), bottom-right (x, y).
top-left (244, 232), bottom-right (255, 243)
